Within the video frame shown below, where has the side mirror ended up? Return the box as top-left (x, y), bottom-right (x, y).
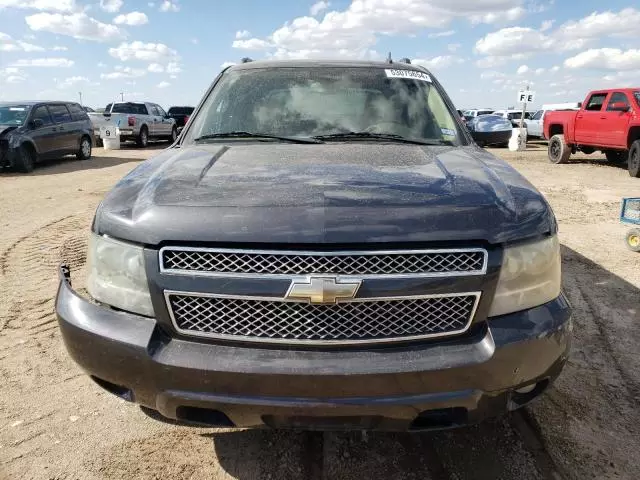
top-left (29, 118), bottom-right (44, 129)
top-left (610, 102), bottom-right (630, 112)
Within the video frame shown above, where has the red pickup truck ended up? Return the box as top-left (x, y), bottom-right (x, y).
top-left (544, 88), bottom-right (640, 177)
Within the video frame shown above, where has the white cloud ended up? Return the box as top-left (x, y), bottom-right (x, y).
top-left (159, 0), bottom-right (179, 12)
top-left (148, 1), bottom-right (155, 6)
top-left (231, 0), bottom-right (525, 59)
top-left (540, 19), bottom-right (554, 32)
top-left (550, 65), bottom-right (560, 73)
top-left (157, 81), bottom-right (170, 88)
top-left (516, 65), bottom-right (529, 75)
top-left (469, 6), bottom-right (525, 25)
top-left (428, 30), bottom-right (455, 39)
top-left (97, 62), bottom-right (107, 68)
top-left (109, 41), bottom-right (178, 62)
top-left (52, 45), bottom-right (67, 51)
top-left (475, 27), bottom-right (553, 57)
top-left (556, 8), bottom-right (640, 42)
top-left (0, 0), bottom-right (75, 12)
top-left (221, 61), bottom-right (236, 69)
top-left (10, 57), bottom-right (74, 67)
top-left (190, 37), bottom-right (198, 44)
top-left (58, 75), bottom-right (88, 88)
top-left (235, 30), bottom-right (251, 39)
top-left (535, 67), bottom-right (545, 75)
top-left (447, 43), bottom-right (461, 53)
top-left (6, 75), bottom-right (26, 83)
top-left (310, 1), bottom-right (329, 16)
top-left (26, 12), bottom-right (125, 42)
top-left (114, 12), bottom-right (149, 26)
top-left (99, 0), bottom-right (122, 13)
top-left (565, 48), bottom-right (640, 71)
top-left (147, 63), bottom-right (164, 72)
top-left (166, 61), bottom-right (181, 73)
top-left (413, 55), bottom-right (463, 70)
top-left (100, 65), bottom-right (146, 79)
top-left (0, 32), bottom-right (45, 52)
top-left (232, 37), bottom-right (272, 50)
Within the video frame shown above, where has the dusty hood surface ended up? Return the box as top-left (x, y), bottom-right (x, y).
top-left (95, 143), bottom-right (555, 245)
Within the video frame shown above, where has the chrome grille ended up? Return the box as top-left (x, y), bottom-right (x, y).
top-left (160, 248), bottom-right (487, 276)
top-left (167, 293), bottom-right (479, 344)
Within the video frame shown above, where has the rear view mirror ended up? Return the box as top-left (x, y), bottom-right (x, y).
top-left (610, 102), bottom-right (630, 112)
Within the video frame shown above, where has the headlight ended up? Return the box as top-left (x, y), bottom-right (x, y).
top-left (87, 233), bottom-right (154, 317)
top-left (489, 236), bottom-right (561, 317)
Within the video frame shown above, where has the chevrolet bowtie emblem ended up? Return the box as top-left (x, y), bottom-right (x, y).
top-left (286, 276), bottom-right (362, 304)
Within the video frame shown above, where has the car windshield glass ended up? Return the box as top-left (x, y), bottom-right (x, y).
top-left (634, 92), bottom-right (640, 107)
top-left (509, 112), bottom-right (522, 120)
top-left (185, 67), bottom-right (462, 145)
top-left (0, 104), bottom-right (31, 125)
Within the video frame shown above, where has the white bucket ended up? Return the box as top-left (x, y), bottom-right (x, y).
top-left (508, 127), bottom-right (527, 152)
top-left (100, 126), bottom-right (121, 150)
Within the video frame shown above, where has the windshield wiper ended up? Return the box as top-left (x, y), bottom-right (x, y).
top-left (193, 131), bottom-right (322, 144)
top-left (312, 132), bottom-right (453, 146)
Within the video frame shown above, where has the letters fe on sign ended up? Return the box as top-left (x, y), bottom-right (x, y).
top-left (517, 90), bottom-right (536, 104)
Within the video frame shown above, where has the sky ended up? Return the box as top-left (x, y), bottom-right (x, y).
top-left (0, 0), bottom-right (639, 111)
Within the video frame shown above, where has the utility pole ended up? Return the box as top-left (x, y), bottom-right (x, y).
top-left (120, 92), bottom-right (124, 101)
top-left (78, 91), bottom-right (83, 106)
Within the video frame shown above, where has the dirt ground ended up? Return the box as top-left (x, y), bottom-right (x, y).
top-left (1, 141), bottom-right (639, 480)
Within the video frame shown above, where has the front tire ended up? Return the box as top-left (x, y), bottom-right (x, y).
top-left (136, 126), bottom-right (149, 148)
top-left (167, 126), bottom-right (177, 143)
top-left (548, 134), bottom-right (571, 164)
top-left (626, 229), bottom-right (640, 252)
top-left (628, 140), bottom-right (640, 178)
top-left (76, 136), bottom-right (92, 160)
top-left (15, 144), bottom-right (36, 173)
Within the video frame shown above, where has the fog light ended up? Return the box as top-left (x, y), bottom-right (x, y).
top-left (515, 384), bottom-right (536, 394)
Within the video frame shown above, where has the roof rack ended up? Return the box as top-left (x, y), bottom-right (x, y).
top-left (240, 57), bottom-right (253, 63)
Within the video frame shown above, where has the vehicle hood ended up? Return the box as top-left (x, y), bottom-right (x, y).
top-left (0, 125), bottom-right (19, 137)
top-left (95, 143), bottom-right (556, 245)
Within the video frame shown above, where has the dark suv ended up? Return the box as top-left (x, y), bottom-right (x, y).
top-left (56, 60), bottom-right (571, 431)
top-left (0, 101), bottom-right (93, 172)
top-left (166, 106), bottom-right (194, 132)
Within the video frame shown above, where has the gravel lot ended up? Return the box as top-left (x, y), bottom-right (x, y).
top-left (1, 141), bottom-right (639, 480)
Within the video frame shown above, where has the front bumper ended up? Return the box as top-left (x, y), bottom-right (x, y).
top-left (55, 272), bottom-right (571, 431)
top-left (472, 130), bottom-right (512, 147)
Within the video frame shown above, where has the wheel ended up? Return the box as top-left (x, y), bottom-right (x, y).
top-left (626, 229), bottom-right (640, 252)
top-left (628, 140), bottom-right (640, 178)
top-left (76, 136), bottom-right (92, 160)
top-left (548, 134), bottom-right (571, 164)
top-left (167, 126), bottom-right (178, 143)
top-left (136, 126), bottom-right (149, 148)
top-left (15, 144), bottom-right (36, 173)
top-left (605, 150), bottom-right (627, 165)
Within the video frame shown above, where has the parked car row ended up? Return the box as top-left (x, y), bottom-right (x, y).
top-left (0, 101), bottom-right (93, 172)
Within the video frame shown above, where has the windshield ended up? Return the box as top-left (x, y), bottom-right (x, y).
top-left (185, 67), bottom-right (463, 145)
top-left (0, 104), bottom-right (31, 125)
top-left (634, 92), bottom-right (640, 107)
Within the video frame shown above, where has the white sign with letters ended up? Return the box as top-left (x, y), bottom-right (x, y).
top-left (517, 90), bottom-right (536, 104)
top-left (385, 69), bottom-right (431, 82)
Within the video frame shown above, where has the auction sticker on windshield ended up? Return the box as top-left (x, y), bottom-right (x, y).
top-left (384, 69), bottom-right (431, 82)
